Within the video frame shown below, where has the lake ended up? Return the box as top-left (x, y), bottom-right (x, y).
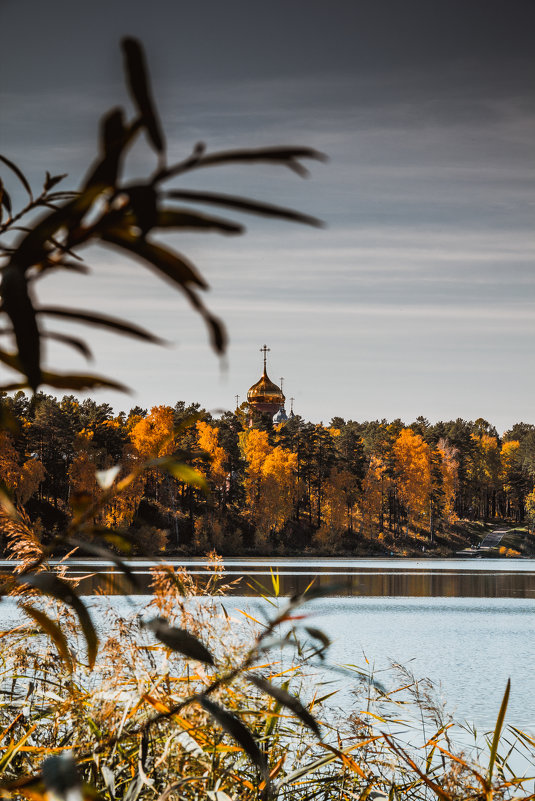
top-left (2, 557), bottom-right (535, 733)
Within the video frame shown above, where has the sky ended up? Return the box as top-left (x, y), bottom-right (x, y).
top-left (1, 0), bottom-right (534, 432)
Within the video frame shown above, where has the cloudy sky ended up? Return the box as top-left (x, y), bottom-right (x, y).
top-left (1, 0), bottom-right (534, 431)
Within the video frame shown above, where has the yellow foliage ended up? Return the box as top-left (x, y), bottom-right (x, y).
top-left (469, 433), bottom-right (501, 487)
top-left (393, 428), bottom-right (431, 524)
top-left (239, 429), bottom-right (297, 538)
top-left (500, 440), bottom-right (520, 491)
top-left (129, 405), bottom-right (175, 459)
top-left (361, 456), bottom-right (386, 536)
top-left (0, 431), bottom-right (45, 504)
top-left (437, 439), bottom-right (458, 522)
top-left (196, 421), bottom-right (227, 490)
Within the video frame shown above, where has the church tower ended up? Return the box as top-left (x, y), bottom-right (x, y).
top-left (247, 345), bottom-right (285, 421)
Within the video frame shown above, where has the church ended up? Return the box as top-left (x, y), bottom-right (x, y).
top-left (246, 345), bottom-right (290, 424)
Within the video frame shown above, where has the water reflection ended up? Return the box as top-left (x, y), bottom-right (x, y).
top-left (2, 558), bottom-right (533, 597)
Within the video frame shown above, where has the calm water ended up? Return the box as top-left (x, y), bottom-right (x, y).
top-left (4, 556), bottom-right (535, 597)
top-left (2, 557), bottom-right (535, 733)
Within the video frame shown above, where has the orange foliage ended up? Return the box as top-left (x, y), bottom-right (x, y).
top-left (196, 421), bottom-right (227, 491)
top-left (0, 431), bottom-right (45, 504)
top-left (129, 405), bottom-right (175, 460)
top-left (437, 439), bottom-right (458, 522)
top-left (361, 456), bottom-right (386, 537)
top-left (239, 429), bottom-right (298, 540)
top-left (393, 428), bottom-right (431, 525)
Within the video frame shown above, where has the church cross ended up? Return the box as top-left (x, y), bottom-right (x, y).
top-left (260, 344), bottom-right (270, 371)
top-left (280, 377), bottom-right (284, 393)
top-left (290, 397), bottom-right (295, 413)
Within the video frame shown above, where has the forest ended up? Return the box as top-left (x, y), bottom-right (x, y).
top-left (1, 390), bottom-right (534, 556)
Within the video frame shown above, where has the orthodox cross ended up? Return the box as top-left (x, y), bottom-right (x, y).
top-left (280, 377), bottom-right (284, 394)
top-left (290, 397), bottom-right (295, 413)
top-left (260, 344), bottom-right (270, 372)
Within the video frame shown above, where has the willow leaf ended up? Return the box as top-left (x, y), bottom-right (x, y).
top-left (40, 369), bottom-right (129, 393)
top-left (22, 605), bottom-right (73, 671)
top-left (0, 154), bottom-right (33, 200)
top-left (248, 673), bottom-right (321, 737)
top-left (157, 208), bottom-right (243, 235)
top-left (38, 306), bottom-right (164, 343)
top-left (200, 697), bottom-right (268, 782)
top-left (67, 538), bottom-right (138, 590)
top-left (0, 266), bottom-right (41, 389)
top-left (18, 573), bottom-right (98, 669)
top-left (122, 37), bottom-right (165, 154)
top-left (145, 618), bottom-right (214, 665)
top-left (101, 227), bottom-right (208, 289)
top-left (166, 189), bottom-right (323, 228)
top-left (41, 331), bottom-right (93, 361)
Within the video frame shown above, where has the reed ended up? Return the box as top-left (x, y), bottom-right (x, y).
top-left (0, 556), bottom-right (532, 801)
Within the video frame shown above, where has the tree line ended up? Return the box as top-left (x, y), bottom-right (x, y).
top-left (1, 390), bottom-right (535, 554)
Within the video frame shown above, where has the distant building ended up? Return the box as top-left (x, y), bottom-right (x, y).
top-left (247, 345), bottom-right (287, 424)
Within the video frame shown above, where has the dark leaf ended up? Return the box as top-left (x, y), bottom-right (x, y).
top-left (248, 673), bottom-right (321, 738)
top-left (40, 369), bottom-right (130, 393)
top-left (22, 605), bottom-right (73, 671)
top-left (44, 172), bottom-right (67, 192)
top-left (200, 697), bottom-right (268, 782)
top-left (11, 188), bottom-right (101, 270)
top-left (83, 108), bottom-right (128, 189)
top-left (102, 227), bottom-right (208, 289)
top-left (18, 573), bottom-right (98, 668)
top-left (186, 145), bottom-right (326, 176)
top-left (305, 627), bottom-right (331, 650)
top-left (68, 538), bottom-right (138, 589)
top-left (102, 108), bottom-right (126, 156)
top-left (166, 190), bottom-right (323, 228)
top-left (177, 282), bottom-right (227, 355)
top-left (46, 191), bottom-right (80, 201)
top-left (85, 527), bottom-right (135, 554)
top-left (126, 184), bottom-right (158, 235)
top-left (0, 154), bottom-right (33, 200)
top-left (157, 208), bottom-right (243, 235)
top-left (70, 490), bottom-right (93, 515)
top-left (145, 617), bottom-right (215, 665)
top-left (34, 260), bottom-right (90, 278)
top-left (121, 38), bottom-right (165, 154)
top-left (42, 753), bottom-right (82, 799)
top-left (37, 305), bottom-right (165, 344)
top-left (41, 331), bottom-right (93, 361)
top-left (0, 181), bottom-right (12, 214)
top-left (205, 312), bottom-right (227, 354)
top-left (0, 382), bottom-right (27, 392)
top-left (0, 265), bottom-right (41, 390)
top-left (0, 347), bottom-right (23, 372)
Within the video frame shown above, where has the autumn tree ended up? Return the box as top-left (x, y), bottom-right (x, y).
top-left (0, 430), bottom-right (45, 505)
top-left (393, 428), bottom-right (431, 534)
top-left (239, 428), bottom-right (297, 546)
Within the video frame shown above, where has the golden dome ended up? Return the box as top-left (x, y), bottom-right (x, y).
top-left (247, 370), bottom-right (285, 406)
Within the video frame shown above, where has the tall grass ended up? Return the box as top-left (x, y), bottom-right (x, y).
top-left (0, 557), bottom-right (533, 801)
